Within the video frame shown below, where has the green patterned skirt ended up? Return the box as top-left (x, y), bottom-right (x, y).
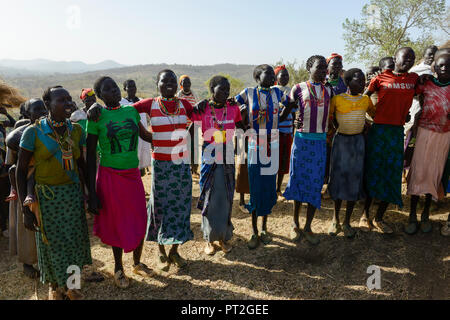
top-left (36, 183), bottom-right (92, 287)
top-left (146, 159), bottom-right (193, 245)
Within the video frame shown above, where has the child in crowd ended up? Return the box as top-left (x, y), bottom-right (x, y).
top-left (177, 75), bottom-right (200, 178)
top-left (234, 64), bottom-right (295, 249)
top-left (273, 65), bottom-right (295, 199)
top-left (70, 89), bottom-right (96, 132)
top-left (284, 55), bottom-right (333, 245)
top-left (120, 79), bottom-right (151, 176)
top-left (192, 75), bottom-right (245, 255)
top-left (327, 69), bottom-right (376, 238)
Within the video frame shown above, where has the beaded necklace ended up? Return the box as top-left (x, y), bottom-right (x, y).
top-left (307, 81), bottom-right (325, 104)
top-left (48, 118), bottom-right (66, 128)
top-left (209, 100), bottom-right (227, 130)
top-left (255, 87), bottom-right (271, 125)
top-left (105, 104), bottom-right (121, 111)
top-left (47, 118), bottom-right (74, 171)
top-left (432, 77), bottom-right (450, 87)
top-left (158, 97), bottom-right (180, 117)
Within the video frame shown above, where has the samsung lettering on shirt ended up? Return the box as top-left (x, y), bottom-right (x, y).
top-left (382, 82), bottom-right (416, 90)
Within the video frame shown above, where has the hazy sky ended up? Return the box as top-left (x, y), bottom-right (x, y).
top-left (0, 0), bottom-right (447, 67)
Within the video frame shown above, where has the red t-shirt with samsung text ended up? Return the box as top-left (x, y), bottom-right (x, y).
top-left (368, 70), bottom-right (420, 126)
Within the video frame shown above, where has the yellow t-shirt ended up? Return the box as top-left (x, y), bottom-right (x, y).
top-left (329, 94), bottom-right (376, 135)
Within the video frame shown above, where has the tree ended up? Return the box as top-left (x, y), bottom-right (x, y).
top-left (274, 60), bottom-right (309, 86)
top-left (342, 0), bottom-right (446, 66)
top-left (204, 73), bottom-right (245, 98)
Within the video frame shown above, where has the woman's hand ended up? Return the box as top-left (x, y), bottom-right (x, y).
top-left (227, 97), bottom-right (238, 106)
top-left (87, 103), bottom-right (103, 122)
top-left (23, 206), bottom-right (38, 231)
top-left (193, 100), bottom-right (208, 114)
top-left (88, 193), bottom-right (102, 215)
top-left (418, 74), bottom-right (433, 85)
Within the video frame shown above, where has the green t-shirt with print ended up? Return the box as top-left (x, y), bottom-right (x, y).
top-left (87, 105), bottom-right (141, 170)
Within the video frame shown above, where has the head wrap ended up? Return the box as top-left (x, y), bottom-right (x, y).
top-left (326, 53), bottom-right (343, 64)
top-left (80, 88), bottom-right (95, 100)
top-left (274, 65), bottom-right (287, 85)
top-left (179, 75), bottom-right (190, 89)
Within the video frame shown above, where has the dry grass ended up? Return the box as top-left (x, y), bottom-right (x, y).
top-left (0, 174), bottom-right (449, 300)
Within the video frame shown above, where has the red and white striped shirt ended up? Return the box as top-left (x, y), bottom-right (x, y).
top-left (133, 98), bottom-right (194, 161)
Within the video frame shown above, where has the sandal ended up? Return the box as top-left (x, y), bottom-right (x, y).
top-left (66, 289), bottom-right (84, 300)
top-left (420, 220), bottom-right (432, 234)
top-left (260, 231), bottom-right (272, 245)
top-left (204, 242), bottom-right (216, 256)
top-left (404, 221), bottom-right (419, 235)
top-left (133, 263), bottom-right (154, 277)
top-left (372, 220), bottom-right (394, 234)
top-left (328, 221), bottom-right (342, 236)
top-left (247, 234), bottom-right (260, 250)
top-left (343, 224), bottom-right (356, 239)
top-left (359, 216), bottom-right (372, 232)
top-left (114, 270), bottom-right (130, 289)
top-left (168, 252), bottom-right (187, 269)
top-left (5, 190), bottom-right (18, 202)
top-left (219, 240), bottom-right (232, 253)
top-left (48, 287), bottom-right (64, 300)
top-left (157, 254), bottom-right (170, 272)
top-left (441, 222), bottom-right (450, 237)
top-left (85, 271), bottom-right (105, 283)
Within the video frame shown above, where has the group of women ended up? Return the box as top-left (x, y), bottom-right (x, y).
top-left (2, 45), bottom-right (449, 300)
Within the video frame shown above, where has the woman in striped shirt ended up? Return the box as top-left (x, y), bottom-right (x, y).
top-left (133, 70), bottom-right (195, 271)
top-left (284, 55), bottom-right (333, 245)
top-left (327, 69), bottom-right (376, 238)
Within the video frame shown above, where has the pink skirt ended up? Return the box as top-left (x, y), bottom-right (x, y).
top-left (407, 127), bottom-right (450, 200)
top-left (93, 166), bottom-right (147, 253)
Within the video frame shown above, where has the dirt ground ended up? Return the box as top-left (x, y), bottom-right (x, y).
top-left (0, 173), bottom-right (449, 300)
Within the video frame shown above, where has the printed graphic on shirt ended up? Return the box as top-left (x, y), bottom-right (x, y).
top-left (106, 118), bottom-right (138, 154)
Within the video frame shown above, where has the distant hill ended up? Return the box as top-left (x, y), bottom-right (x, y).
top-left (0, 59), bottom-right (125, 76)
top-left (2, 63), bottom-right (257, 105)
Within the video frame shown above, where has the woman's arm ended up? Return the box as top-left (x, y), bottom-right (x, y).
top-left (16, 148), bottom-right (37, 231)
top-left (138, 122), bottom-right (153, 144)
top-left (86, 134), bottom-right (101, 214)
top-left (363, 89), bottom-right (374, 97)
top-left (279, 101), bottom-right (297, 123)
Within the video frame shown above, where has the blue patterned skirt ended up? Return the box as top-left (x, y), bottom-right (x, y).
top-left (284, 133), bottom-right (327, 209)
top-left (245, 145), bottom-right (277, 216)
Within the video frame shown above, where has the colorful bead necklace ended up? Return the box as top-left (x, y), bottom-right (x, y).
top-left (256, 87), bottom-right (271, 125)
top-left (48, 118), bottom-right (67, 128)
top-left (161, 96), bottom-right (177, 102)
top-left (432, 77), bottom-right (450, 87)
top-left (105, 104), bottom-right (121, 111)
top-left (157, 97), bottom-right (180, 117)
top-left (209, 100), bottom-right (227, 131)
top-left (307, 81), bottom-right (325, 104)
top-left (47, 118), bottom-right (74, 172)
